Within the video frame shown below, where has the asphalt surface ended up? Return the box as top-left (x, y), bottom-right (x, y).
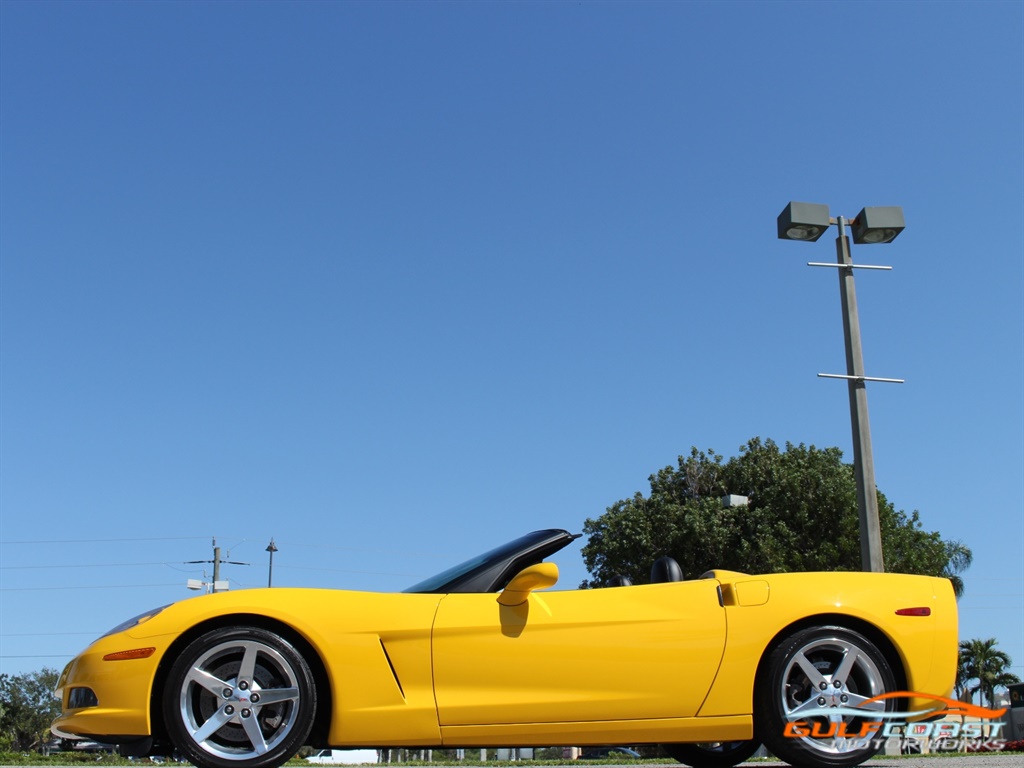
top-left (749, 759), bottom-right (1022, 768)
top-left (2, 758), bottom-right (1021, 768)
top-left (9, 760), bottom-right (1019, 768)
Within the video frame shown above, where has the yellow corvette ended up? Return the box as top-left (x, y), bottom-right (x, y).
top-left (53, 529), bottom-right (957, 768)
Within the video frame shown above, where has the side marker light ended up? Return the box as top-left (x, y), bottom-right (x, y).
top-left (103, 647), bottom-right (156, 661)
top-left (895, 607), bottom-right (931, 617)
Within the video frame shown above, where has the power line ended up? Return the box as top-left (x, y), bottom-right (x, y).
top-left (277, 565), bottom-right (419, 576)
top-left (0, 536), bottom-right (451, 561)
top-left (960, 606), bottom-right (1024, 610)
top-left (0, 654), bottom-right (75, 659)
top-left (0, 583), bottom-right (182, 592)
top-left (0, 562), bottom-right (202, 570)
top-left (1, 631), bottom-right (103, 637)
top-left (279, 541), bottom-right (449, 559)
top-left (0, 536), bottom-right (210, 545)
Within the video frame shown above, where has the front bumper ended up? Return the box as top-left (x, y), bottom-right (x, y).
top-left (52, 632), bottom-right (168, 741)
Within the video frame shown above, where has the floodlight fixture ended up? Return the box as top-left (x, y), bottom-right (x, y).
top-left (777, 201), bottom-right (832, 242)
top-left (852, 206), bottom-right (905, 244)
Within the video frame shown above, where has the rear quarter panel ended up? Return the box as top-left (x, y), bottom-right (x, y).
top-left (697, 572), bottom-right (957, 718)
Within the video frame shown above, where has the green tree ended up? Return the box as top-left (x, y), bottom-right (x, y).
top-left (942, 540), bottom-right (974, 600)
top-left (954, 649), bottom-right (972, 702)
top-left (959, 637), bottom-right (1021, 708)
top-left (0, 668), bottom-right (61, 752)
top-left (581, 438), bottom-right (972, 591)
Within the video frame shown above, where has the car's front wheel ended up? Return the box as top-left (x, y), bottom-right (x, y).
top-left (663, 740), bottom-right (761, 768)
top-left (755, 625), bottom-right (896, 768)
top-left (163, 626), bottom-right (316, 768)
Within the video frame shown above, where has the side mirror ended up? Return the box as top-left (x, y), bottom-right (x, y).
top-left (497, 562), bottom-right (559, 606)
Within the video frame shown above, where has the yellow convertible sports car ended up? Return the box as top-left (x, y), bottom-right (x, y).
top-left (53, 529), bottom-right (957, 768)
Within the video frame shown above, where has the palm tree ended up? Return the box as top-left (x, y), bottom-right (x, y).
top-left (959, 637), bottom-right (1021, 707)
top-left (954, 651), bottom-right (971, 701)
top-left (943, 539), bottom-right (973, 599)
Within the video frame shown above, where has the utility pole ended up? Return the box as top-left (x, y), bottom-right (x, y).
top-left (212, 541), bottom-right (222, 587)
top-left (186, 537), bottom-right (248, 593)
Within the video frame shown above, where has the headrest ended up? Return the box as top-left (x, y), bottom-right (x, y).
top-left (605, 574), bottom-right (633, 587)
top-left (650, 556), bottom-right (683, 583)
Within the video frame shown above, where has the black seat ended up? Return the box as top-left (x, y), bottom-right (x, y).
top-left (650, 556), bottom-right (683, 583)
top-left (604, 574), bottom-right (633, 587)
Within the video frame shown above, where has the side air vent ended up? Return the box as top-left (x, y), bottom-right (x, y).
top-left (379, 639), bottom-right (405, 699)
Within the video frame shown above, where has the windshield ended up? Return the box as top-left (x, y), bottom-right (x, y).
top-left (403, 529), bottom-right (576, 594)
top-left (403, 549), bottom-right (504, 594)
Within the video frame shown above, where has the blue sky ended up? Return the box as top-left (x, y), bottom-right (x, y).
top-left (1, 0), bottom-right (1021, 687)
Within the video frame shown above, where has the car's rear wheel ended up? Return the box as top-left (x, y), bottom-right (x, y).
top-left (755, 625), bottom-right (896, 768)
top-left (163, 626), bottom-right (316, 768)
top-left (663, 740), bottom-right (760, 768)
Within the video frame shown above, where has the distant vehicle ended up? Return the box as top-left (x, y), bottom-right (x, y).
top-left (580, 747), bottom-right (642, 759)
top-left (305, 749), bottom-right (378, 764)
top-left (70, 739), bottom-right (117, 753)
top-left (53, 528), bottom-right (958, 768)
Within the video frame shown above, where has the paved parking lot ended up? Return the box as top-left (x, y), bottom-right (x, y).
top-left (438, 757), bottom-right (1021, 768)
top-left (3, 757), bottom-right (1022, 768)
top-left (746, 758), bottom-right (1021, 768)
top-left (520, 759), bottom-right (1022, 768)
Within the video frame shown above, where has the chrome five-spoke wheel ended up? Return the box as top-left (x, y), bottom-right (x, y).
top-left (756, 626), bottom-right (896, 768)
top-left (163, 627), bottom-right (316, 768)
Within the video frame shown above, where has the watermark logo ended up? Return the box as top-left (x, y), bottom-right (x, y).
top-left (783, 692), bottom-right (1010, 752)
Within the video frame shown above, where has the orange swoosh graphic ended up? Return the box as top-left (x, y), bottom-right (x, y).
top-left (860, 691), bottom-right (1007, 719)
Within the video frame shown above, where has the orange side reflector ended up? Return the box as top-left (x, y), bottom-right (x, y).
top-left (103, 647), bottom-right (156, 661)
top-left (895, 607), bottom-right (931, 616)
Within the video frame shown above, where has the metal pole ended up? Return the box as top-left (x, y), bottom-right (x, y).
top-left (835, 218), bottom-right (885, 572)
top-left (213, 543), bottom-right (222, 592)
top-left (266, 539), bottom-right (278, 587)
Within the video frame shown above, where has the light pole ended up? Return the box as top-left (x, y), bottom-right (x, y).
top-left (266, 538), bottom-right (278, 587)
top-left (777, 202), bottom-right (906, 573)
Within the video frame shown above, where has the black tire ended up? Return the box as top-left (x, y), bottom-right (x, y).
top-left (162, 626), bottom-right (316, 768)
top-left (663, 740), bottom-right (761, 768)
top-left (754, 625), bottom-right (896, 768)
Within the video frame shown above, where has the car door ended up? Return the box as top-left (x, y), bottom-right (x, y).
top-left (431, 578), bottom-right (727, 726)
